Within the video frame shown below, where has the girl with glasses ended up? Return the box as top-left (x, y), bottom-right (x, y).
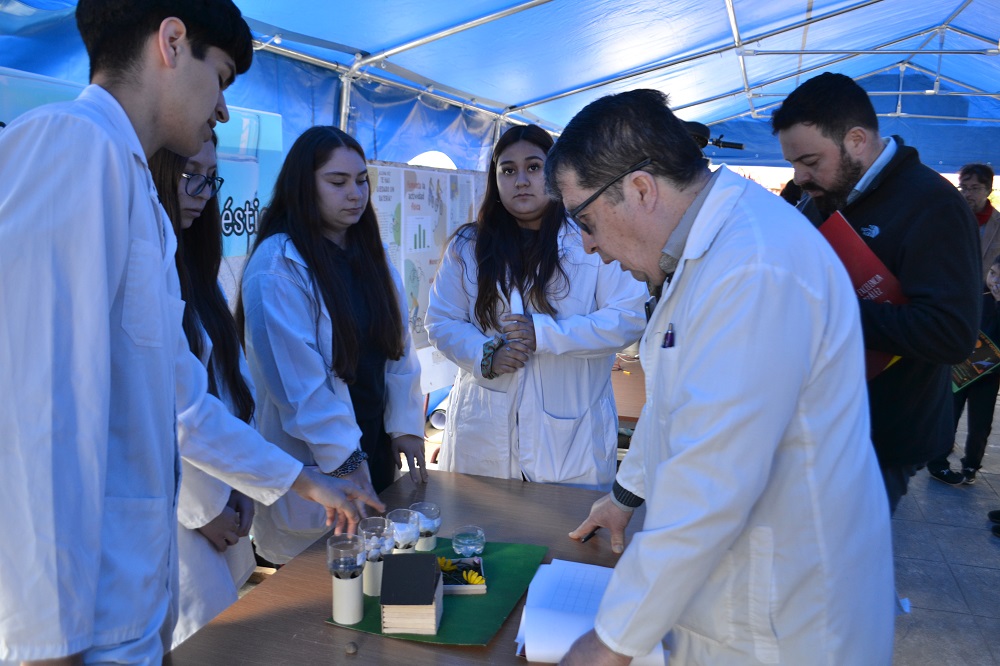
top-left (149, 134), bottom-right (258, 648)
top-left (424, 124), bottom-right (647, 491)
top-left (238, 126), bottom-right (426, 565)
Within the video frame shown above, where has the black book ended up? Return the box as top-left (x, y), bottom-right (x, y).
top-left (380, 553), bottom-right (440, 605)
top-left (380, 553), bottom-right (443, 635)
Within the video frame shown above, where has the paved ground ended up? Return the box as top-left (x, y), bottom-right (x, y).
top-left (893, 406), bottom-right (1000, 665)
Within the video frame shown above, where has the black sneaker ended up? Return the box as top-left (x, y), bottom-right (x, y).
top-left (992, 524), bottom-right (1000, 538)
top-left (929, 467), bottom-right (966, 485)
top-left (962, 468), bottom-right (977, 485)
top-left (988, 510), bottom-right (1000, 524)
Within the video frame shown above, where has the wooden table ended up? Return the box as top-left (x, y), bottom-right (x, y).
top-left (167, 471), bottom-right (645, 665)
top-left (611, 357), bottom-right (646, 428)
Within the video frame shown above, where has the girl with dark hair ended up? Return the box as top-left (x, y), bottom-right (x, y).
top-left (240, 126), bottom-right (426, 565)
top-left (425, 124), bottom-right (647, 490)
top-left (149, 135), bottom-right (258, 647)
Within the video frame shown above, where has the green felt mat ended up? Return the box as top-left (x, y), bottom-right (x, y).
top-left (325, 539), bottom-right (547, 645)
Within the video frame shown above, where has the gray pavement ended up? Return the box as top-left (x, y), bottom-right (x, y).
top-left (894, 406), bottom-right (1000, 664)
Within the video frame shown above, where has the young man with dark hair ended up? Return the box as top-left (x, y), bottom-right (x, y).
top-left (773, 72), bottom-right (981, 499)
top-left (550, 89), bottom-right (893, 665)
top-left (0, 2), bottom-right (383, 663)
top-left (959, 163), bottom-right (1000, 283)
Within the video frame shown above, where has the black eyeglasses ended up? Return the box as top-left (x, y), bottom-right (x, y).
top-left (568, 158), bottom-right (653, 234)
top-left (181, 172), bottom-right (225, 197)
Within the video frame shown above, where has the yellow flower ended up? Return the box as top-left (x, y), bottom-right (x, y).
top-left (437, 557), bottom-right (457, 572)
top-left (463, 570), bottom-right (485, 585)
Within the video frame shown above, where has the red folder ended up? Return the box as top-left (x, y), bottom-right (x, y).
top-left (818, 211), bottom-right (906, 380)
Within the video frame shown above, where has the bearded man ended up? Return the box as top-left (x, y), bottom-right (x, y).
top-left (773, 72), bottom-right (980, 511)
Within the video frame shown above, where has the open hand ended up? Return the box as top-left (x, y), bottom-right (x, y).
top-left (291, 465), bottom-right (385, 535)
top-left (392, 434), bottom-right (429, 483)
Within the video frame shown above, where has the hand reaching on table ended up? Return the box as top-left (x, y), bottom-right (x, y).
top-left (392, 434), bottom-right (429, 483)
top-left (568, 493), bottom-right (633, 554)
top-left (291, 465), bottom-right (385, 536)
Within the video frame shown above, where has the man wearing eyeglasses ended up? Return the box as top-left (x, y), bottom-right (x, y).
top-left (550, 89), bottom-right (894, 665)
top-left (958, 163), bottom-right (1000, 282)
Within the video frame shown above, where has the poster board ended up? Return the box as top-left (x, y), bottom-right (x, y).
top-left (368, 161), bottom-right (487, 392)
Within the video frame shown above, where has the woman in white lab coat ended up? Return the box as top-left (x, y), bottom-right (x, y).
top-left (149, 135), bottom-right (258, 648)
top-left (239, 126), bottom-right (426, 565)
top-left (425, 124), bottom-right (647, 490)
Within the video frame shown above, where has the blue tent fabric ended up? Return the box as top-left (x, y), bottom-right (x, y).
top-left (2, 0), bottom-right (999, 171)
top-left (226, 50), bottom-right (341, 155)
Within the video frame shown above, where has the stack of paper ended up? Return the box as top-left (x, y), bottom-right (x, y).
top-left (379, 553), bottom-right (443, 635)
top-left (515, 559), bottom-right (665, 664)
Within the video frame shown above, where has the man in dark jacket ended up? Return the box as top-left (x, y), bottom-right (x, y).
top-left (772, 72), bottom-right (980, 513)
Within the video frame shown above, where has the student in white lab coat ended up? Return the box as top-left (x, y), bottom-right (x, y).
top-left (149, 135), bottom-right (259, 648)
top-left (0, 5), bottom-right (382, 664)
top-left (425, 124), bottom-right (647, 491)
top-left (240, 126), bottom-right (427, 565)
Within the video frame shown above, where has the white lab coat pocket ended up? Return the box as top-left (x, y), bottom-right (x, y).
top-left (121, 239), bottom-right (165, 347)
top-left (533, 408), bottom-right (600, 485)
top-left (748, 526), bottom-right (780, 664)
top-left (93, 496), bottom-right (170, 644)
top-left (443, 372), bottom-right (514, 477)
top-left (674, 549), bottom-right (736, 647)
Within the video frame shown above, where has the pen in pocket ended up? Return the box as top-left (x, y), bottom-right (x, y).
top-left (661, 323), bottom-right (675, 348)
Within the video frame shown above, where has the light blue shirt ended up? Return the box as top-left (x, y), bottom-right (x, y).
top-left (847, 136), bottom-right (897, 205)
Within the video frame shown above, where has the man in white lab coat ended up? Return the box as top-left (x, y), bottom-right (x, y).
top-left (0, 2), bottom-right (382, 664)
top-left (547, 90), bottom-right (895, 664)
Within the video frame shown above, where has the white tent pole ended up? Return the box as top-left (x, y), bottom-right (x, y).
top-left (347, 0), bottom-right (552, 74)
top-left (744, 48), bottom-right (998, 55)
top-left (338, 74), bottom-right (352, 131)
top-left (708, 59), bottom-right (956, 125)
top-left (896, 64), bottom-right (905, 116)
top-left (255, 41), bottom-right (557, 131)
top-left (904, 62), bottom-right (999, 95)
top-left (505, 0), bottom-right (884, 115)
top-left (946, 25), bottom-right (999, 47)
top-left (897, 0), bottom-right (974, 75)
top-left (675, 22), bottom-right (996, 121)
top-left (752, 91), bottom-right (1000, 98)
top-left (724, 0), bottom-right (757, 118)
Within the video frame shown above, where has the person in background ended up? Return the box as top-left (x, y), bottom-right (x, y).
top-left (552, 89), bottom-right (893, 665)
top-left (958, 163), bottom-right (1000, 284)
top-left (149, 135), bottom-right (259, 648)
top-left (773, 72), bottom-right (980, 509)
top-left (240, 126), bottom-right (427, 566)
top-left (927, 255), bottom-right (1000, 485)
top-left (425, 124), bottom-right (647, 491)
top-left (0, 3), bottom-right (381, 664)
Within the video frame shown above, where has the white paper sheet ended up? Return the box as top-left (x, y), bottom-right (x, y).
top-left (515, 560), bottom-right (666, 665)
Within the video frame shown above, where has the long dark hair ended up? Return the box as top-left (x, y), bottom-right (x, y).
top-left (149, 133), bottom-right (255, 423)
top-left (241, 126), bottom-right (404, 383)
top-left (458, 124), bottom-right (568, 331)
